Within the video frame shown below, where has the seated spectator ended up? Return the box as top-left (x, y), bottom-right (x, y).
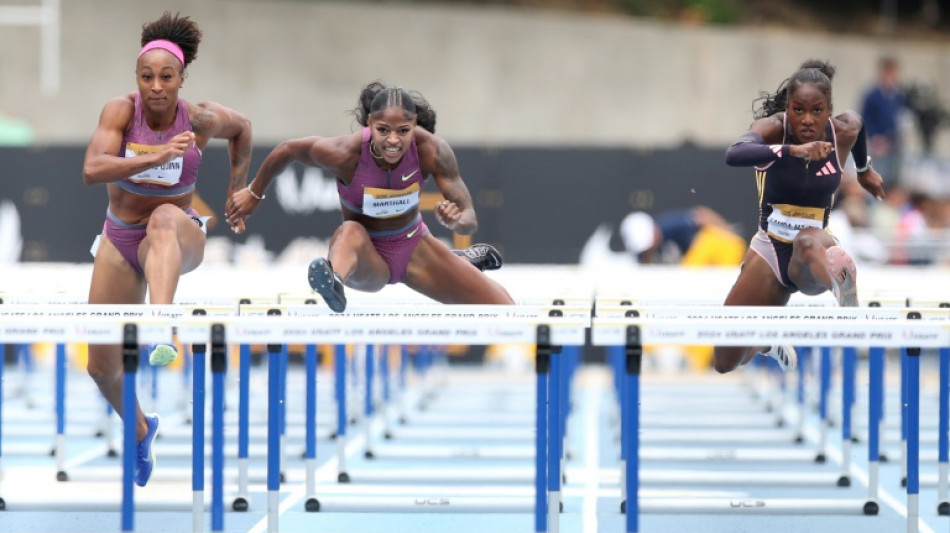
top-left (619, 206), bottom-right (746, 266)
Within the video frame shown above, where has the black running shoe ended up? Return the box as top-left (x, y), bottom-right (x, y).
top-left (308, 258), bottom-right (347, 312)
top-left (453, 243), bottom-right (503, 271)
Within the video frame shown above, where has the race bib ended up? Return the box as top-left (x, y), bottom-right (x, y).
top-left (362, 182), bottom-right (420, 218)
top-left (124, 142), bottom-right (183, 186)
top-left (766, 203), bottom-right (825, 243)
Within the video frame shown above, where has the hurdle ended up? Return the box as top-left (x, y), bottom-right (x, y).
top-left (592, 307), bottom-right (950, 533)
top-left (0, 304), bottom-right (586, 532)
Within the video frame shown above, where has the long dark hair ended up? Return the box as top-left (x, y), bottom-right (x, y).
top-left (140, 11), bottom-right (202, 67)
top-left (351, 81), bottom-right (437, 133)
top-left (753, 59), bottom-right (835, 119)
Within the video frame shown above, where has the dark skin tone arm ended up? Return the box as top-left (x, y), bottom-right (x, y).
top-left (229, 125), bottom-right (479, 235)
top-left (82, 96), bottom-right (192, 185)
top-left (227, 134), bottom-right (358, 227)
top-left (189, 100), bottom-right (253, 232)
top-left (747, 111), bottom-right (885, 200)
top-left (415, 128), bottom-right (478, 235)
top-left (83, 93), bottom-right (253, 231)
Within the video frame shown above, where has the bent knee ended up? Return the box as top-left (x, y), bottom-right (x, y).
top-left (86, 348), bottom-right (120, 382)
top-left (792, 228), bottom-right (831, 254)
top-left (146, 204), bottom-right (180, 234)
top-left (334, 220), bottom-right (371, 243)
top-left (712, 349), bottom-right (740, 374)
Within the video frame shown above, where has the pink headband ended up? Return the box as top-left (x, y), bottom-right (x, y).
top-left (138, 39), bottom-right (184, 66)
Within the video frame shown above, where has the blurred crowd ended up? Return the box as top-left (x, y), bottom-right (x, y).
top-left (832, 162), bottom-right (950, 267)
top-left (831, 56), bottom-right (950, 267)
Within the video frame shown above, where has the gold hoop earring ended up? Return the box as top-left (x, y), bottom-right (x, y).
top-left (370, 141), bottom-right (384, 160)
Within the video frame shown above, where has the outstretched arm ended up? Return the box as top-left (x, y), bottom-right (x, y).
top-left (724, 115), bottom-right (835, 166)
top-left (225, 135), bottom-right (348, 228)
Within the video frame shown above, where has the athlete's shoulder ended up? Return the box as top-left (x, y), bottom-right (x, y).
top-left (748, 113), bottom-right (785, 141)
top-left (413, 126), bottom-right (449, 158)
top-left (314, 132), bottom-right (362, 169)
top-left (832, 110), bottom-right (862, 132)
top-left (97, 94), bottom-right (136, 129)
top-left (103, 93), bottom-right (136, 112)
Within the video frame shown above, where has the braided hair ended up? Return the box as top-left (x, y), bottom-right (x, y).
top-left (352, 81), bottom-right (437, 133)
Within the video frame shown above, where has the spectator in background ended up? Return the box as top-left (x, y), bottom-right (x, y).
top-left (619, 206), bottom-right (747, 371)
top-left (619, 206), bottom-right (746, 266)
top-left (892, 185), bottom-right (950, 265)
top-left (860, 56), bottom-right (906, 188)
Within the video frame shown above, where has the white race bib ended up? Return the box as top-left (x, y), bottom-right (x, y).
top-left (124, 142), bottom-right (183, 186)
top-left (362, 182), bottom-right (420, 218)
top-left (766, 203), bottom-right (825, 242)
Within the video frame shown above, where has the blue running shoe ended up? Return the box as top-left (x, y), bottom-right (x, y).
top-left (308, 258), bottom-right (347, 312)
top-left (135, 414), bottom-right (159, 487)
top-left (148, 343), bottom-right (178, 366)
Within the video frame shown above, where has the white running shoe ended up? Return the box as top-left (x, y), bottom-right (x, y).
top-left (826, 245), bottom-right (858, 307)
top-left (760, 345), bottom-right (797, 372)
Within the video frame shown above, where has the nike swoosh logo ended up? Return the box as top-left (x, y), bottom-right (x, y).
top-left (401, 170), bottom-right (418, 181)
top-left (406, 226), bottom-right (420, 239)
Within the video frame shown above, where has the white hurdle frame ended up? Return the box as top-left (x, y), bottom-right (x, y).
top-left (592, 305), bottom-right (950, 533)
top-left (0, 303), bottom-right (587, 533)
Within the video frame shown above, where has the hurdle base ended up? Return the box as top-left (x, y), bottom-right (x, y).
top-left (305, 498), bottom-right (321, 512)
top-left (314, 495), bottom-right (532, 513)
top-left (639, 497), bottom-right (877, 515)
top-left (232, 497), bottom-right (249, 512)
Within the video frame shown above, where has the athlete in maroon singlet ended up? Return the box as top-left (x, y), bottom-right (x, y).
top-left (82, 12), bottom-right (252, 486)
top-left (228, 82), bottom-right (512, 311)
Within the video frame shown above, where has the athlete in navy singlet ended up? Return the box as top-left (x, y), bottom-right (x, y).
top-left (715, 59), bottom-right (885, 374)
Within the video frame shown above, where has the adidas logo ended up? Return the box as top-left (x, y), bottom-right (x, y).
top-left (815, 161), bottom-right (836, 176)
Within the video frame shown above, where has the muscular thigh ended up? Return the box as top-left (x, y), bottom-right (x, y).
top-left (404, 236), bottom-right (511, 304)
top-left (724, 249), bottom-right (791, 307)
top-left (137, 209), bottom-right (207, 274)
top-left (89, 237), bottom-right (146, 305)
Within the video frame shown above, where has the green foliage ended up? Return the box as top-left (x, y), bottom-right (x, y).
top-left (612, 0), bottom-right (739, 24)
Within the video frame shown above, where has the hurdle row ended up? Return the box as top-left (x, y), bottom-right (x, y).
top-left (3, 297), bottom-right (950, 533)
top-left (0, 300), bottom-right (589, 533)
top-left (591, 300), bottom-right (950, 533)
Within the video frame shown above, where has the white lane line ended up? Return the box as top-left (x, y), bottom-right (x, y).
top-left (803, 422), bottom-right (936, 533)
top-left (582, 373), bottom-right (600, 533)
top-left (246, 433), bottom-right (367, 533)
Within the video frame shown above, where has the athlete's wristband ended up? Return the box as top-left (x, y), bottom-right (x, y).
top-left (247, 186), bottom-right (265, 201)
top-left (855, 156), bottom-right (872, 173)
